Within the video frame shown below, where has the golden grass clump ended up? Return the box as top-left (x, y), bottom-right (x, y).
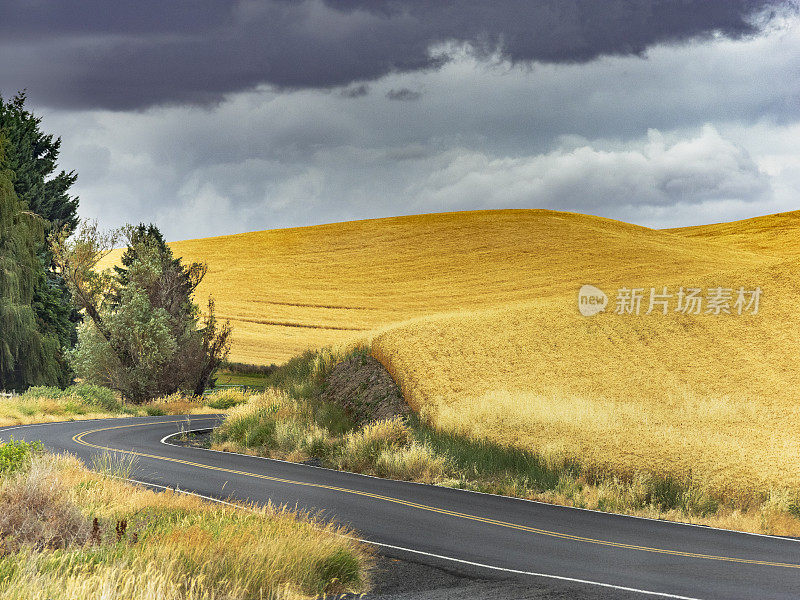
top-left (334, 417), bottom-right (446, 480)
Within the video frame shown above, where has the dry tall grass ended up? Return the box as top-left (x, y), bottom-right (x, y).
top-left (0, 453), bottom-right (371, 599)
top-left (215, 388), bottom-right (448, 483)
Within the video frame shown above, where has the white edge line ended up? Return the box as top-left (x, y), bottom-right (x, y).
top-left (107, 473), bottom-right (705, 600)
top-left (158, 423), bottom-right (800, 545)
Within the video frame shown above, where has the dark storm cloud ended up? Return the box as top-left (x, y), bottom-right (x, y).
top-left (386, 88), bottom-right (421, 101)
top-left (340, 84), bottom-right (369, 98)
top-left (0, 0), bottom-right (792, 110)
top-left (0, 1), bottom-right (237, 37)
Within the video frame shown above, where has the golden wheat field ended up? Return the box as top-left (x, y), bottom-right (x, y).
top-left (102, 209), bottom-right (772, 364)
top-left (104, 208), bottom-right (800, 500)
top-left (371, 209), bottom-right (800, 503)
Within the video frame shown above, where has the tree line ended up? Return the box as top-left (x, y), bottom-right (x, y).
top-left (0, 92), bottom-right (231, 401)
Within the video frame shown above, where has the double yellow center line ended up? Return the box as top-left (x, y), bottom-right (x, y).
top-left (73, 419), bottom-right (800, 570)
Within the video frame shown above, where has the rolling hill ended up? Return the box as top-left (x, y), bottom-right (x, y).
top-left (105, 208), bottom-right (800, 502)
top-left (368, 210), bottom-right (800, 500)
top-left (126, 209), bottom-right (771, 365)
top-left (667, 209), bottom-right (800, 259)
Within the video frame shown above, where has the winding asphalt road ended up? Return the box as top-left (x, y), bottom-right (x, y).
top-left (2, 415), bottom-right (799, 599)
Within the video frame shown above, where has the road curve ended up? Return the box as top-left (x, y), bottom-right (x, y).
top-left (2, 415), bottom-right (799, 600)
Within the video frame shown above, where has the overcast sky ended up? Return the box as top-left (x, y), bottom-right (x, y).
top-left (2, 0), bottom-right (798, 240)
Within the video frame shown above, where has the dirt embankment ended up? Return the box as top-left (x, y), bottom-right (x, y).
top-left (320, 354), bottom-right (410, 425)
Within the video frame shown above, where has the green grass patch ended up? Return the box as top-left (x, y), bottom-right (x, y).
top-left (213, 372), bottom-right (269, 390)
top-left (408, 415), bottom-right (578, 493)
top-left (0, 437), bottom-right (43, 474)
top-left (221, 361), bottom-right (278, 376)
top-left (261, 349), bottom-right (360, 434)
top-left (204, 388), bottom-right (249, 410)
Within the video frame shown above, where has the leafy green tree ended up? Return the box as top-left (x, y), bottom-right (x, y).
top-left (55, 223), bottom-right (232, 403)
top-left (31, 260), bottom-right (79, 387)
top-left (0, 137), bottom-right (61, 390)
top-left (191, 298), bottom-right (232, 397)
top-left (0, 92), bottom-right (81, 386)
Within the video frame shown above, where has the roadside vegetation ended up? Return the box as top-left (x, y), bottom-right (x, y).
top-left (0, 438), bottom-right (370, 599)
top-left (213, 346), bottom-right (800, 537)
top-left (0, 384), bottom-right (245, 427)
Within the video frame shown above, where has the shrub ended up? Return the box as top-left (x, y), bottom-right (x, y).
top-left (22, 384), bottom-right (120, 412)
top-left (21, 386), bottom-right (65, 400)
top-left (68, 384), bottom-right (120, 411)
top-left (0, 438), bottom-right (42, 475)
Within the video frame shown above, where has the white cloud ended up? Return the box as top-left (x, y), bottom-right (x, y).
top-left (405, 125), bottom-right (770, 216)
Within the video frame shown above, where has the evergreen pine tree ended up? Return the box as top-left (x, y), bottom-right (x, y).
top-left (0, 92), bottom-right (79, 231)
